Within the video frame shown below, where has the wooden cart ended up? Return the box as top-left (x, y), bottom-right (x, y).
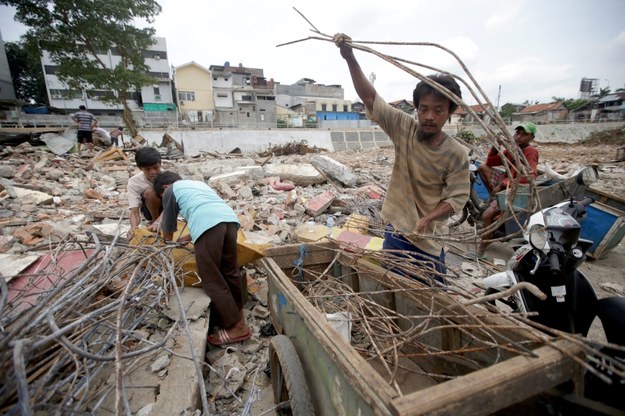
top-left (260, 243), bottom-right (592, 416)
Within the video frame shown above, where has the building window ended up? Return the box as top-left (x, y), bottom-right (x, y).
top-left (217, 93), bottom-right (228, 98)
top-left (321, 104), bottom-right (327, 111)
top-left (50, 89), bottom-right (80, 100)
top-left (332, 104), bottom-right (337, 112)
top-left (149, 71), bottom-right (169, 79)
top-left (343, 105), bottom-right (348, 112)
top-left (153, 86), bottom-right (160, 95)
top-left (178, 91), bottom-right (196, 101)
top-left (242, 95), bottom-right (252, 101)
top-left (88, 90), bottom-right (115, 100)
top-left (44, 65), bottom-right (58, 75)
top-left (144, 50), bottom-right (167, 60)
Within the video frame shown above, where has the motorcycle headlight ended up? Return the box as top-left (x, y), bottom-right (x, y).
top-left (528, 224), bottom-right (549, 251)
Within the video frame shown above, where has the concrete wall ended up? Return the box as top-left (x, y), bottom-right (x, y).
top-left (453, 122), bottom-right (625, 144)
top-left (137, 121), bottom-right (624, 156)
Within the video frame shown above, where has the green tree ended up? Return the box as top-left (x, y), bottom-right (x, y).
top-left (598, 87), bottom-right (611, 98)
top-left (499, 103), bottom-right (518, 119)
top-left (5, 39), bottom-right (47, 105)
top-left (523, 99), bottom-right (539, 106)
top-left (1, 0), bottom-right (162, 137)
top-left (551, 96), bottom-right (589, 111)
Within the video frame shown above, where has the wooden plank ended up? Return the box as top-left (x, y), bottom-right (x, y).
top-left (587, 186), bottom-right (625, 212)
top-left (390, 340), bottom-right (582, 416)
top-left (264, 241), bottom-right (336, 270)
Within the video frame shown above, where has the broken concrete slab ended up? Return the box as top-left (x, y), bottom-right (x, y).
top-left (311, 154), bottom-right (360, 187)
top-left (262, 163), bottom-right (325, 186)
top-left (208, 170), bottom-right (249, 186)
top-left (12, 186), bottom-right (54, 205)
top-left (0, 252), bottom-right (42, 281)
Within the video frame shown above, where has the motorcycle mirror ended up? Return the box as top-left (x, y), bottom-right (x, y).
top-left (577, 167), bottom-right (598, 185)
top-left (528, 224), bottom-right (549, 251)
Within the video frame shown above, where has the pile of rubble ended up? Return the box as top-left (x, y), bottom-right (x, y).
top-left (0, 142), bottom-right (390, 253)
top-left (0, 140), bottom-right (392, 414)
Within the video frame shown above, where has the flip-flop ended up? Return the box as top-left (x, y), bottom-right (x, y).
top-left (207, 328), bottom-right (252, 346)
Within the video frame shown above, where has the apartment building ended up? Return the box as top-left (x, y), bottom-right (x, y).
top-left (0, 30), bottom-right (17, 107)
top-left (42, 37), bottom-right (174, 116)
top-left (208, 62), bottom-right (277, 128)
top-left (174, 61), bottom-right (214, 123)
top-left (275, 78), bottom-right (358, 125)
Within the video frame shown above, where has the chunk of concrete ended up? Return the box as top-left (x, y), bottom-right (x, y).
top-left (262, 163), bottom-right (325, 186)
top-left (310, 154), bottom-right (360, 187)
top-left (13, 187), bottom-right (53, 205)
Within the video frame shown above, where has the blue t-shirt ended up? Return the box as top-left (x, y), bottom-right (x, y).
top-left (160, 180), bottom-right (239, 242)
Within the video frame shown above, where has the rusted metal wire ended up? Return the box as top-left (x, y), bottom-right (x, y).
top-left (288, 242), bottom-right (624, 392)
top-left (0, 229), bottom-right (224, 415)
top-left (281, 7), bottom-right (543, 247)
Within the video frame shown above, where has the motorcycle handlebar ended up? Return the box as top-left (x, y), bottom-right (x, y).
top-left (580, 197), bottom-right (595, 207)
top-left (549, 252), bottom-right (560, 273)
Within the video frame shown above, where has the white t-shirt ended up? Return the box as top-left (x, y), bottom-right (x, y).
top-left (127, 171), bottom-right (152, 209)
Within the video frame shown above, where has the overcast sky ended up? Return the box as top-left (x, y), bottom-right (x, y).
top-left (1, 0), bottom-right (624, 106)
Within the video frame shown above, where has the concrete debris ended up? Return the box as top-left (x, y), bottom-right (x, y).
top-left (208, 351), bottom-right (247, 399)
top-left (262, 163), bottom-right (326, 186)
top-left (2, 135), bottom-right (624, 415)
top-left (311, 154), bottom-right (361, 187)
top-left (151, 354), bottom-right (171, 373)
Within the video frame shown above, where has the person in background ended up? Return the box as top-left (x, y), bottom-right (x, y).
top-left (334, 33), bottom-right (470, 284)
top-left (92, 125), bottom-right (111, 147)
top-left (110, 126), bottom-right (125, 148)
top-left (153, 171), bottom-right (251, 346)
top-left (476, 121), bottom-right (539, 256)
top-left (71, 105), bottom-right (97, 153)
top-left (127, 147), bottom-right (163, 239)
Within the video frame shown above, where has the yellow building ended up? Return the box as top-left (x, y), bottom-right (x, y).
top-left (174, 61), bottom-right (214, 123)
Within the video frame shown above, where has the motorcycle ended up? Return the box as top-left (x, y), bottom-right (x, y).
top-left (449, 159), bottom-right (488, 228)
top-left (476, 166), bottom-right (625, 410)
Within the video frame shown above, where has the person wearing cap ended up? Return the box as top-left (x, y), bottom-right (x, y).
top-left (476, 121), bottom-right (539, 256)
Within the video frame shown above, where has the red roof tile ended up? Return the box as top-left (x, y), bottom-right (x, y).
top-left (518, 102), bottom-right (565, 114)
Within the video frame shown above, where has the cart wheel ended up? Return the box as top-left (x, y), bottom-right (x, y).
top-left (269, 335), bottom-right (314, 416)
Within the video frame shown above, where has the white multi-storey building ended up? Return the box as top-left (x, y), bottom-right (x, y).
top-left (42, 37), bottom-right (174, 116)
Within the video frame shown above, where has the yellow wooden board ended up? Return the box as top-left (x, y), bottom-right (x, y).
top-left (130, 223), bottom-right (270, 287)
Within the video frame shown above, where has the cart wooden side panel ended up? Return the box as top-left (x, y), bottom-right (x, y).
top-left (390, 340), bottom-right (580, 416)
top-left (262, 255), bottom-right (398, 416)
top-left (263, 243), bottom-right (585, 415)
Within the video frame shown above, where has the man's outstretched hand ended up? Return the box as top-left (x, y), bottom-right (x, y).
top-left (334, 33), bottom-right (354, 60)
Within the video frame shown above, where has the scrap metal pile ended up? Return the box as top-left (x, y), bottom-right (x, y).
top-left (0, 231), bottom-right (209, 414)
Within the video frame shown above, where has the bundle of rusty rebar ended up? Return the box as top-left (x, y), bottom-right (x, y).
top-left (296, 243), bottom-right (625, 394)
top-left (0, 232), bottom-right (210, 415)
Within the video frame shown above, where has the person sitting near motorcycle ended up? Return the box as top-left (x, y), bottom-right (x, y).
top-left (476, 121), bottom-right (539, 256)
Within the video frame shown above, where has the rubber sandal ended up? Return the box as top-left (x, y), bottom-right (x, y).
top-left (207, 328), bottom-right (252, 346)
